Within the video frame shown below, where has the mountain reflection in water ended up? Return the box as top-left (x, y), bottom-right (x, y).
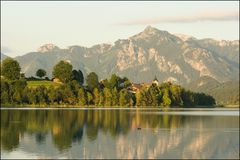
top-left (1, 109), bottom-right (239, 159)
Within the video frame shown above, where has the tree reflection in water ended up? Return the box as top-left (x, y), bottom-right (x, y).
top-left (1, 109), bottom-right (239, 159)
top-left (1, 109), bottom-right (186, 151)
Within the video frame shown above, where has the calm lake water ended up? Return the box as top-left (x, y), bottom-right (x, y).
top-left (1, 108), bottom-right (239, 159)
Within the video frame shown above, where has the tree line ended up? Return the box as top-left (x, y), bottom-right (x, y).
top-left (0, 58), bottom-right (215, 107)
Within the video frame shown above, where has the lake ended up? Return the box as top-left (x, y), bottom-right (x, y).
top-left (1, 108), bottom-right (239, 159)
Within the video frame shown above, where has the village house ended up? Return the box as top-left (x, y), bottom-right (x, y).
top-left (128, 76), bottom-right (159, 93)
top-left (52, 78), bottom-right (63, 84)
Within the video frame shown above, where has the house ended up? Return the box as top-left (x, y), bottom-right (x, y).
top-left (127, 76), bottom-right (160, 93)
top-left (141, 82), bottom-right (151, 88)
top-left (152, 76), bottom-right (159, 85)
top-left (128, 83), bottom-right (142, 93)
top-left (53, 78), bottom-right (62, 84)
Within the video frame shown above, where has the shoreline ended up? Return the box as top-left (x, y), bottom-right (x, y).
top-left (1, 103), bottom-right (239, 110)
top-left (1, 105), bottom-right (239, 110)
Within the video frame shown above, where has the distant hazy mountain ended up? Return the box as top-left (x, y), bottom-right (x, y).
top-left (14, 26), bottom-right (239, 84)
top-left (185, 76), bottom-right (239, 105)
top-left (0, 53), bottom-right (9, 61)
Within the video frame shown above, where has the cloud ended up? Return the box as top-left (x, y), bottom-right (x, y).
top-left (118, 10), bottom-right (239, 25)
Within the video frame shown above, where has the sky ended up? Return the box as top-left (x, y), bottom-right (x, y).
top-left (1, 1), bottom-right (239, 57)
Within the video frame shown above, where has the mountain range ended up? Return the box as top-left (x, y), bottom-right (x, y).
top-left (3, 26), bottom-right (239, 85)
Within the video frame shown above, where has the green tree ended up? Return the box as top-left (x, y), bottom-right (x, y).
top-left (135, 91), bottom-right (142, 107)
top-left (27, 89), bottom-right (38, 104)
top-left (78, 87), bottom-right (86, 106)
top-left (71, 69), bottom-right (84, 85)
top-left (87, 92), bottom-right (93, 105)
top-left (109, 74), bottom-right (120, 89)
top-left (68, 80), bottom-right (81, 97)
top-left (136, 88), bottom-right (149, 106)
top-left (101, 79), bottom-right (110, 88)
top-left (1, 80), bottom-right (10, 104)
top-left (148, 85), bottom-right (159, 106)
top-left (103, 88), bottom-right (112, 106)
top-left (10, 80), bottom-right (27, 104)
top-left (54, 87), bottom-right (64, 104)
top-left (119, 88), bottom-right (132, 107)
top-left (20, 73), bottom-right (25, 79)
top-left (35, 85), bottom-right (48, 105)
top-left (181, 89), bottom-right (195, 106)
top-left (1, 58), bottom-right (21, 80)
top-left (170, 84), bottom-right (183, 106)
top-left (47, 86), bottom-right (57, 104)
top-left (122, 77), bottom-right (131, 88)
top-left (36, 69), bottom-right (46, 79)
top-left (52, 60), bottom-right (73, 83)
top-left (86, 72), bottom-right (99, 91)
top-left (98, 91), bottom-right (104, 106)
top-left (62, 85), bottom-right (76, 105)
top-left (162, 89), bottom-right (171, 107)
top-left (193, 92), bottom-right (215, 106)
top-left (93, 88), bottom-right (100, 106)
top-left (112, 87), bottom-right (119, 106)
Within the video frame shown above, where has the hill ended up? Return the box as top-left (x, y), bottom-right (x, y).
top-left (206, 81), bottom-right (239, 105)
top-left (185, 76), bottom-right (239, 105)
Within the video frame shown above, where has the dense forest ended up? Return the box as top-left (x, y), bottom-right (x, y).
top-left (1, 58), bottom-right (215, 107)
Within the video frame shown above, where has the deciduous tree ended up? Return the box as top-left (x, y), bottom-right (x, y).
top-left (36, 69), bottom-right (46, 79)
top-left (52, 61), bottom-right (73, 83)
top-left (1, 58), bottom-right (21, 80)
top-left (86, 72), bottom-right (99, 91)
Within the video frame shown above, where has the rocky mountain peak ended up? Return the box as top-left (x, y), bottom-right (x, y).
top-left (37, 43), bottom-right (60, 53)
top-left (129, 26), bottom-right (161, 40)
top-left (130, 26), bottom-right (181, 44)
top-left (143, 25), bottom-right (159, 34)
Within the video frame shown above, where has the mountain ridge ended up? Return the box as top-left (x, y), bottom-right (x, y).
top-left (12, 26), bottom-right (239, 84)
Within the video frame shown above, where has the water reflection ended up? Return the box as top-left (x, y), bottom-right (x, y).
top-left (1, 109), bottom-right (239, 159)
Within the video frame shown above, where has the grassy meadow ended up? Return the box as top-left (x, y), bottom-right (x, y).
top-left (27, 80), bottom-right (61, 88)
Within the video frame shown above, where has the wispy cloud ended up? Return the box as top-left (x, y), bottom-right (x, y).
top-left (118, 10), bottom-right (239, 25)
